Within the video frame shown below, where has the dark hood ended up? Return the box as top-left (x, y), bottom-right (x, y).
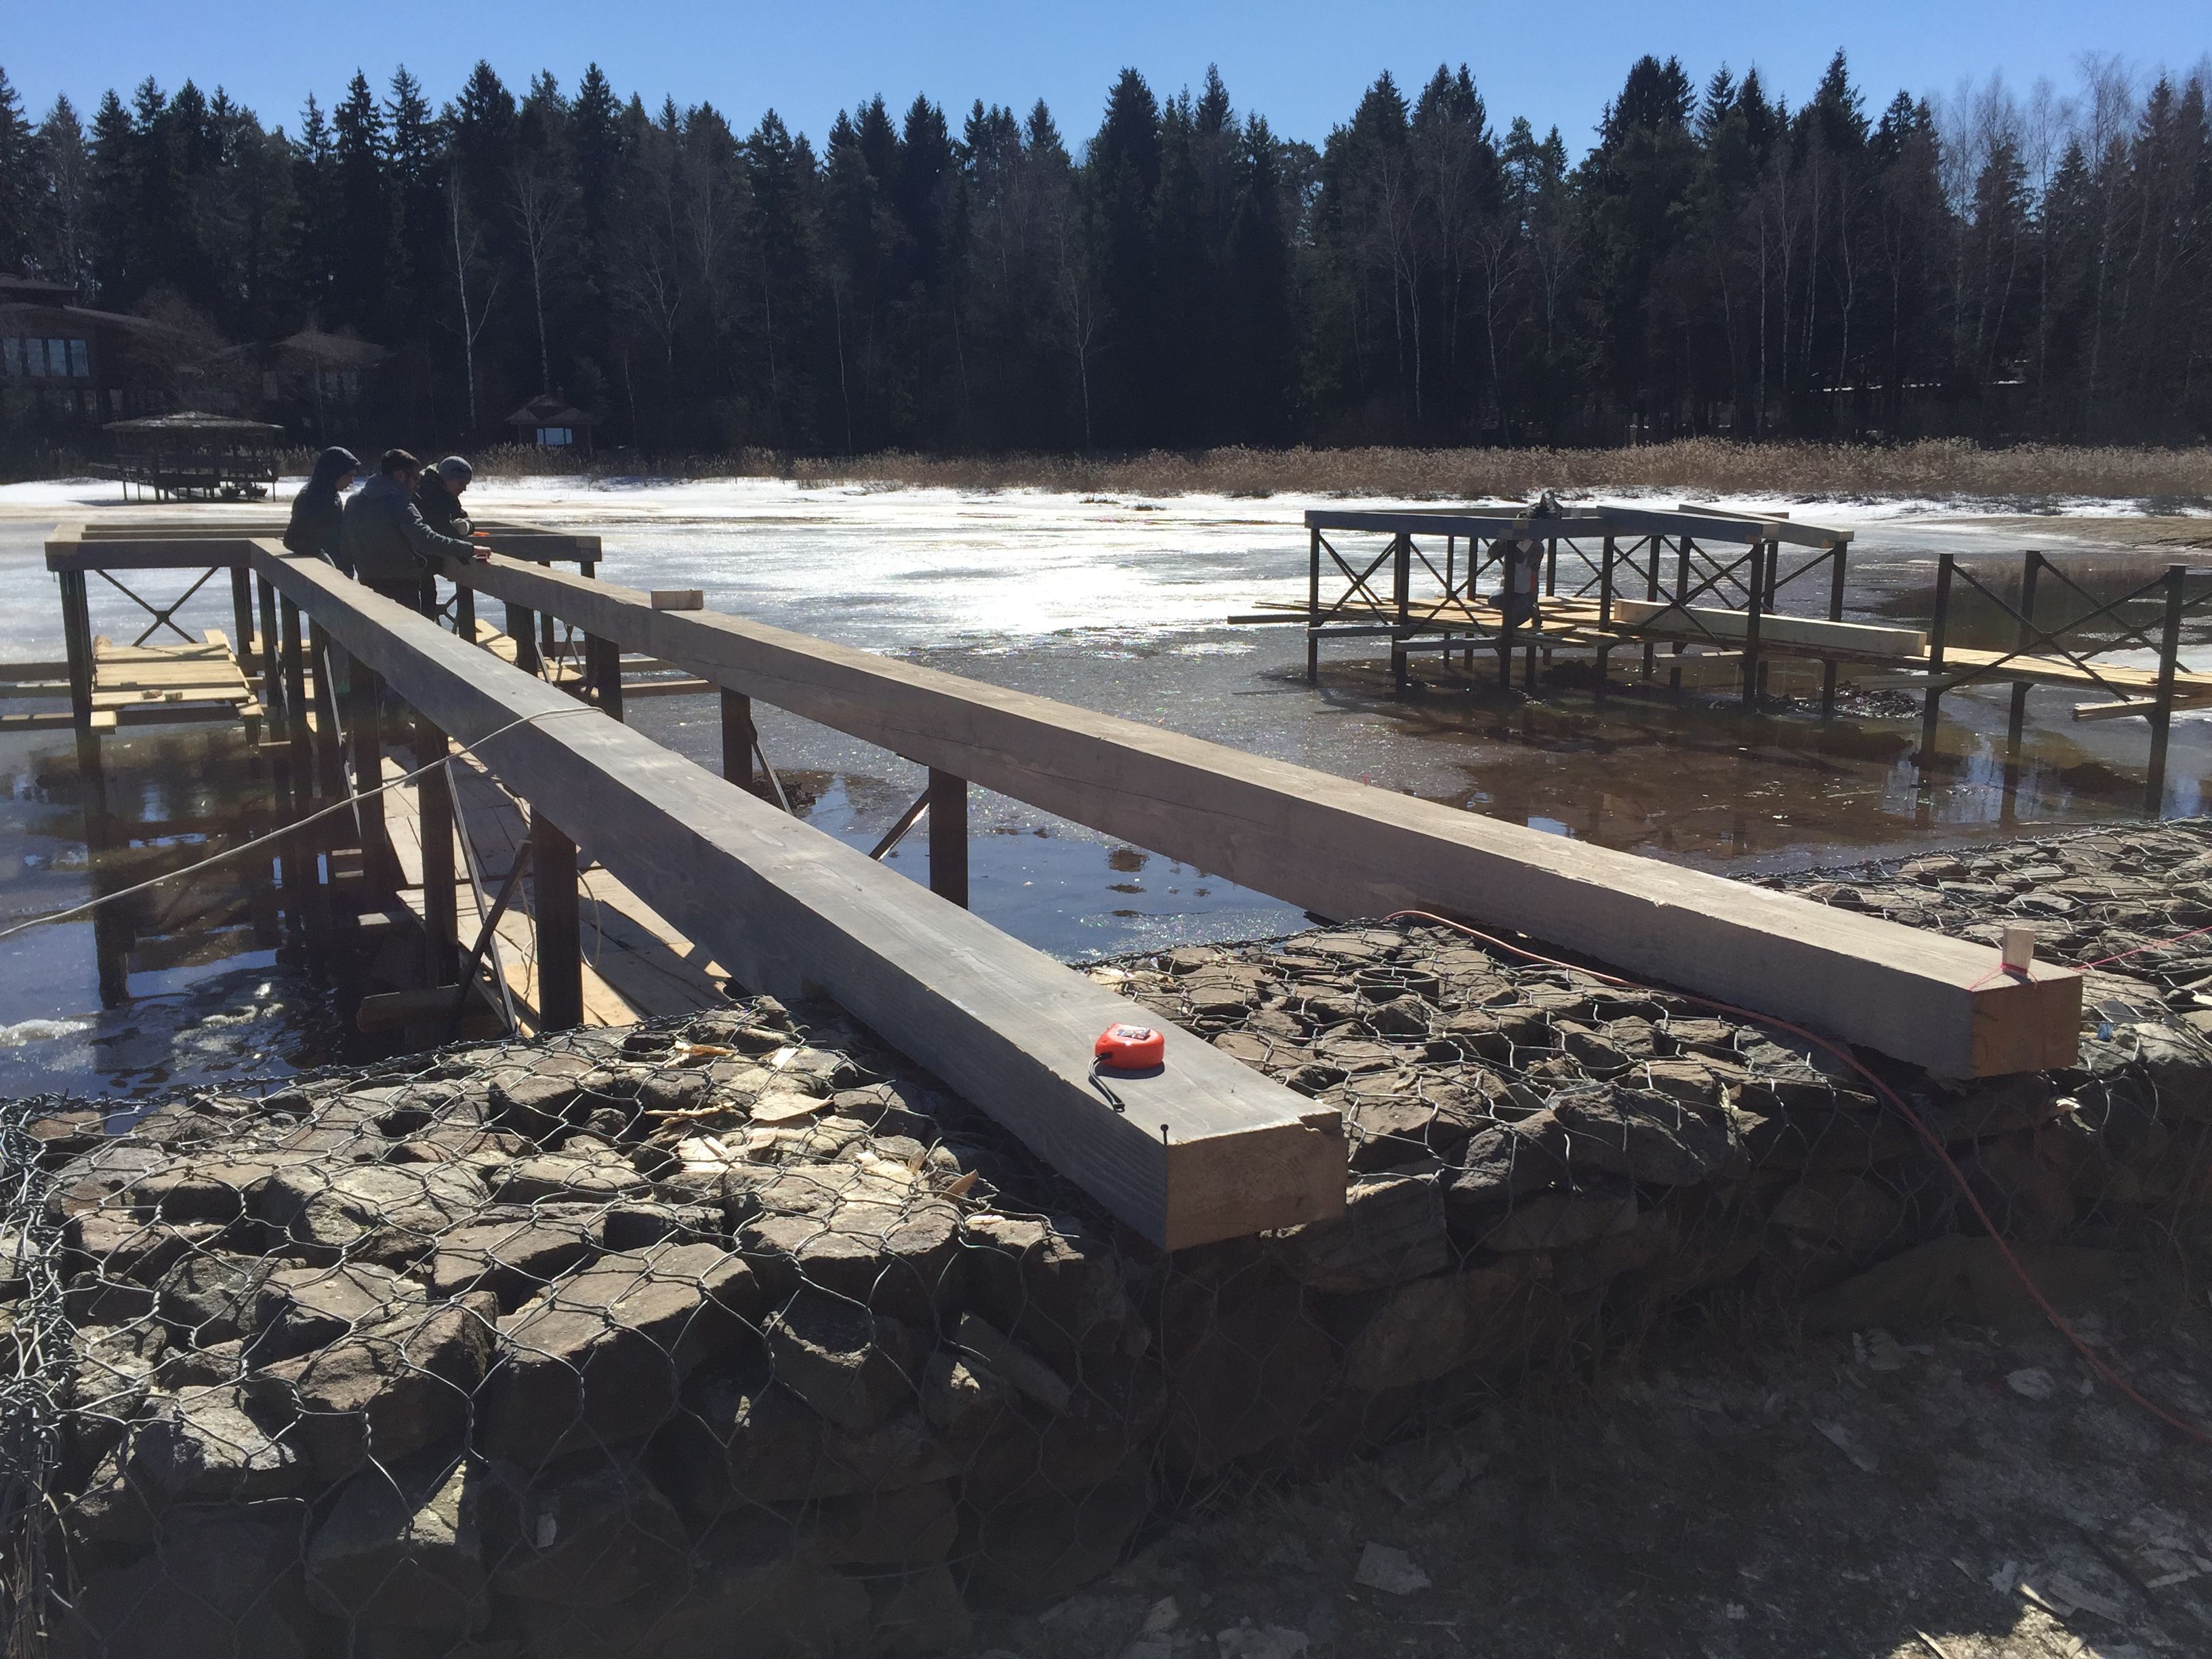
top-left (303, 446), bottom-right (360, 497)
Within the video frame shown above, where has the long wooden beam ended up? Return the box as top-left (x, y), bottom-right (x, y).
top-left (253, 544), bottom-right (1343, 1250)
top-left (445, 552), bottom-right (2078, 1078)
top-left (1304, 506), bottom-right (1851, 549)
top-left (45, 523), bottom-right (600, 572)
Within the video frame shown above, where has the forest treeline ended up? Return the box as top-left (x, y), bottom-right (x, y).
top-left (0, 48), bottom-right (2207, 453)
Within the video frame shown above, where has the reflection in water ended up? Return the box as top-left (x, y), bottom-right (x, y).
top-left (0, 729), bottom-right (342, 1102)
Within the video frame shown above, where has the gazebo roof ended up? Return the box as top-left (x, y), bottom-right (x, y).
top-left (104, 410), bottom-right (287, 437)
top-left (506, 394), bottom-right (598, 428)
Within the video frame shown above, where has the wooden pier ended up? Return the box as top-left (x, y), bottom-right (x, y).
top-left (1241, 506), bottom-right (2212, 814)
top-left (17, 518), bottom-right (2094, 1244)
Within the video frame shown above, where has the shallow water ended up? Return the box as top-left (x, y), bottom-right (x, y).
top-left (0, 479), bottom-right (2206, 1100)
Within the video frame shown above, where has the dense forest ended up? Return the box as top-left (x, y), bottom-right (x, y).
top-left (0, 48), bottom-right (2207, 456)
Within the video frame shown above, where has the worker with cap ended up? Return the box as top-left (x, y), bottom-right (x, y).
top-left (415, 454), bottom-right (474, 537)
top-left (340, 448), bottom-right (485, 615)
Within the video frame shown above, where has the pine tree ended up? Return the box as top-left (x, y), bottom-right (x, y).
top-left (0, 68), bottom-right (34, 277)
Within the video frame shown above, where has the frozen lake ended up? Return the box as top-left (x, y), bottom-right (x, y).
top-left (0, 474), bottom-right (2205, 1099)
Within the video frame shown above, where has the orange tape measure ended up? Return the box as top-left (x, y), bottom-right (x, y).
top-left (1094, 1023), bottom-right (1166, 1070)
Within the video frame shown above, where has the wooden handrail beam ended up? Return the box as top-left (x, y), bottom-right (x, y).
top-left (443, 550), bottom-right (2078, 1078)
top-left (253, 543), bottom-right (1343, 1249)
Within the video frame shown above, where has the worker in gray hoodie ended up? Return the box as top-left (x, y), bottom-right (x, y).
top-left (338, 447), bottom-right (486, 612)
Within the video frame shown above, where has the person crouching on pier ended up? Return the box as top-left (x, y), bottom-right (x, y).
top-left (416, 454), bottom-right (474, 537)
top-left (339, 448), bottom-right (487, 614)
top-left (283, 446), bottom-right (359, 573)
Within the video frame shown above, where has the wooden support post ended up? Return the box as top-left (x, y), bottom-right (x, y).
top-left (927, 768), bottom-right (968, 907)
top-left (455, 583), bottom-right (476, 647)
top-left (1636, 536), bottom-right (1656, 681)
top-left (346, 657), bottom-right (392, 903)
top-left (1820, 542), bottom-right (1847, 718)
top-left (281, 600), bottom-right (313, 795)
top-left (1755, 540), bottom-right (1777, 699)
top-left (309, 623), bottom-right (346, 803)
top-left (417, 721), bottom-right (457, 984)
top-left (1306, 527), bottom-right (1321, 685)
top-left (1740, 541), bottom-right (1767, 710)
top-left (1920, 554), bottom-right (1954, 765)
top-left (2006, 551), bottom-right (2043, 761)
top-left (1497, 539), bottom-right (1519, 691)
top-left (588, 632), bottom-right (623, 719)
top-left (278, 597), bottom-right (329, 947)
top-left (1390, 532), bottom-right (1411, 694)
top-left (2146, 564), bottom-right (2186, 819)
top-left (529, 808), bottom-right (583, 1031)
top-left (1597, 537), bottom-right (1616, 704)
top-left (58, 567), bottom-right (98, 767)
top-left (507, 602), bottom-right (541, 674)
top-left (720, 689), bottom-right (758, 793)
top-left (1671, 538), bottom-right (1691, 697)
top-left (1536, 535), bottom-right (1556, 684)
top-left (230, 563), bottom-right (258, 684)
top-left (258, 575), bottom-right (286, 741)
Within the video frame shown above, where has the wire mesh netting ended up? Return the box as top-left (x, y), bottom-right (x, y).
top-left (3, 820), bottom-right (2211, 1656)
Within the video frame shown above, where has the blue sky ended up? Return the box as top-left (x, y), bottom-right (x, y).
top-left (7, 1), bottom-right (2205, 152)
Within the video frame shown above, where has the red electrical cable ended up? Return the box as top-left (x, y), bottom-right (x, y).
top-left (1381, 907), bottom-right (2212, 1448)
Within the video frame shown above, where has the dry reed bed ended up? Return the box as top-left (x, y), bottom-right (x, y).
top-left (456, 439), bottom-right (2212, 503)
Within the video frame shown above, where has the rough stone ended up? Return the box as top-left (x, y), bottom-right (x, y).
top-left (51, 1510), bottom-right (323, 1659)
top-left (963, 1474), bottom-right (1153, 1605)
top-left (66, 1212), bottom-right (221, 1286)
top-left (762, 1290), bottom-right (924, 1432)
top-left (1767, 1174), bottom-right (1908, 1257)
top-left (478, 1242), bottom-right (758, 1462)
top-left (1442, 1126), bottom-right (1570, 1234)
top-left (249, 1262), bottom-right (425, 1364)
top-left (248, 1293), bottom-right (499, 1479)
top-left (428, 1212), bottom-right (607, 1309)
top-left (654, 1369), bottom-right (958, 1519)
top-left (960, 1212), bottom-right (1131, 1359)
top-left (739, 1188), bottom-right (960, 1324)
top-left (1340, 1257), bottom-right (1544, 1391)
top-left (507, 1510), bottom-right (868, 1659)
top-left (869, 1563), bottom-right (974, 1658)
top-left (306, 1454), bottom-right (490, 1631)
top-left (487, 1054), bottom-right (596, 1140)
top-left (810, 1479), bottom-right (960, 1564)
top-left (125, 1387), bottom-right (306, 1501)
top-left (1538, 1084), bottom-right (1747, 1185)
top-left (486, 1448), bottom-right (690, 1607)
top-left (491, 1151), bottom-right (653, 1205)
top-left (1479, 1187), bottom-right (1640, 1252)
top-left (1270, 1174), bottom-right (1448, 1293)
top-left (258, 1163), bottom-right (487, 1261)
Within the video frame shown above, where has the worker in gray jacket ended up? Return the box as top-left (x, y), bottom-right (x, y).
top-left (338, 447), bottom-right (487, 611)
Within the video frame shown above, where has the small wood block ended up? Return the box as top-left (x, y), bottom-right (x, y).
top-left (650, 590), bottom-right (704, 611)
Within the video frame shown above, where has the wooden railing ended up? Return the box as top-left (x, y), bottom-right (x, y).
top-left (253, 542), bottom-right (1345, 1250)
top-left (438, 549), bottom-right (2080, 1080)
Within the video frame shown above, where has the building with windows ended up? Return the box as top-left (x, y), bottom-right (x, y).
top-left (0, 276), bottom-right (191, 428)
top-left (506, 392), bottom-right (599, 453)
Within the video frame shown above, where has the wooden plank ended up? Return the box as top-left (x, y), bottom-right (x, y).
top-left (260, 544), bottom-right (1343, 1248)
top-left (447, 551), bottom-right (2078, 1079)
top-left (1304, 505), bottom-right (1852, 550)
top-left (47, 520), bottom-right (603, 571)
top-left (1609, 600), bottom-right (1928, 657)
top-left (0, 710), bottom-right (115, 733)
